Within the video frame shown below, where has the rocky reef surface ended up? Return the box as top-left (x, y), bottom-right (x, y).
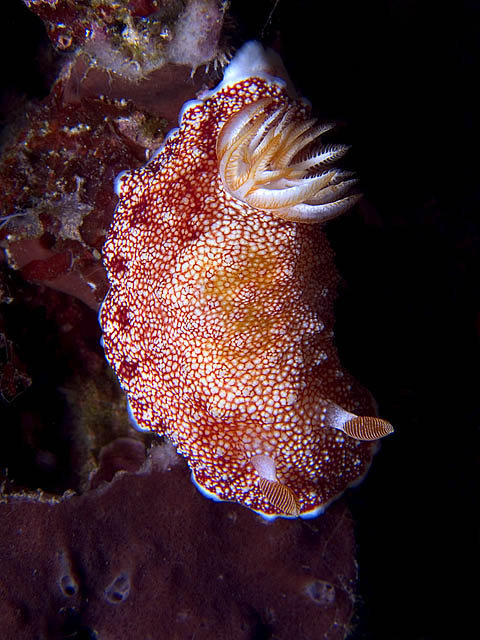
top-left (1, 0), bottom-right (227, 310)
top-left (1, 440), bottom-right (357, 639)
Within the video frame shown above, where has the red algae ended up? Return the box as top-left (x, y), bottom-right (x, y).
top-left (2, 0), bottom-right (226, 307)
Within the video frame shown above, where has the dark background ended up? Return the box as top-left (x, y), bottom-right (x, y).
top-left (1, 1), bottom-right (478, 639)
top-left (227, 3), bottom-right (479, 637)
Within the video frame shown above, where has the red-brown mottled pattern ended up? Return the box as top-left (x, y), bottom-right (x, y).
top-left (101, 77), bottom-right (377, 517)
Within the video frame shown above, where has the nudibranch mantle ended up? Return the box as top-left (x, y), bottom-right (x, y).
top-left (101, 41), bottom-right (393, 519)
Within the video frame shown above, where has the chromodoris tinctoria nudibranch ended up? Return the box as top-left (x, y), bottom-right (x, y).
top-left (100, 41), bottom-right (393, 519)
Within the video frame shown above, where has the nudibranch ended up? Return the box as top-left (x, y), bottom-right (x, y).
top-left (100, 41), bottom-right (393, 519)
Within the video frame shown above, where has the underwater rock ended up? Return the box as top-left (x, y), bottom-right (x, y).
top-left (0, 442), bottom-right (357, 640)
top-left (0, 91), bottom-right (147, 309)
top-left (23, 0), bottom-right (225, 74)
top-left (1, 0), bottom-right (225, 308)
